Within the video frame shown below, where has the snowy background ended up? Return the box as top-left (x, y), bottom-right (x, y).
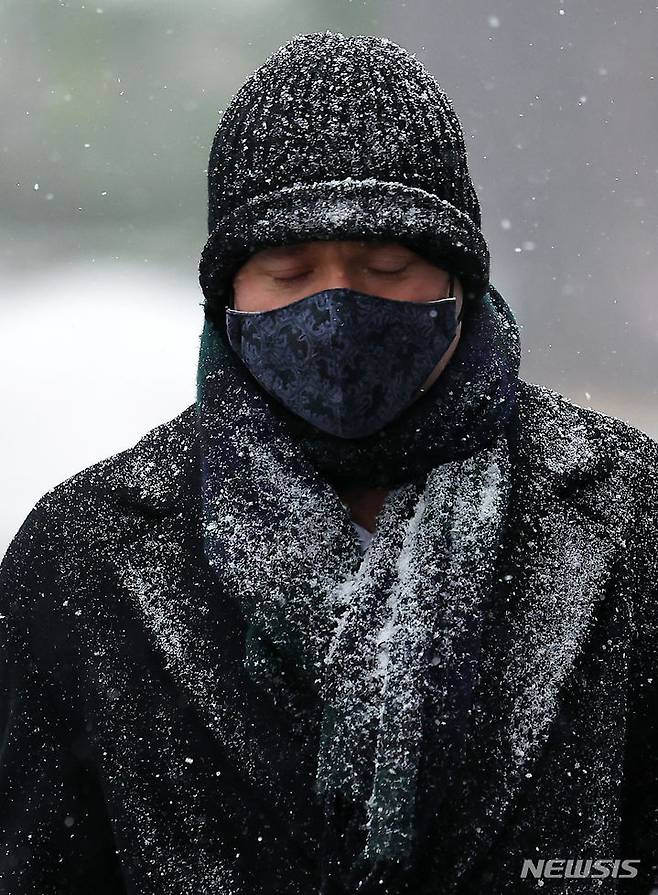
top-left (2, 0), bottom-right (657, 557)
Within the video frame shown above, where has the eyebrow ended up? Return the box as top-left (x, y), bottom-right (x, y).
top-left (257, 244), bottom-right (309, 261)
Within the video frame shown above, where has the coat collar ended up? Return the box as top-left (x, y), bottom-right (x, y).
top-left (513, 380), bottom-right (618, 508)
top-left (114, 403), bottom-right (199, 513)
top-left (116, 384), bottom-right (628, 887)
top-left (425, 380), bottom-right (629, 889)
top-left (117, 382), bottom-right (616, 518)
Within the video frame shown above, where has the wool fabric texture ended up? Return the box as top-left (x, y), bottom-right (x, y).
top-left (198, 31), bottom-right (490, 319)
top-left (3, 26), bottom-right (658, 895)
top-left (195, 282), bottom-right (520, 889)
top-left (195, 27), bottom-right (516, 890)
top-left (274, 284), bottom-right (521, 489)
top-left (313, 442), bottom-right (512, 892)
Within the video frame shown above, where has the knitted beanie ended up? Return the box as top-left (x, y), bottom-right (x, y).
top-left (199, 31), bottom-right (490, 325)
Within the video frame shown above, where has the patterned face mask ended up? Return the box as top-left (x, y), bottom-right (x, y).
top-left (225, 275), bottom-right (463, 439)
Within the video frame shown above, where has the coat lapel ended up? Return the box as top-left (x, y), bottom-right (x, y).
top-left (112, 403), bottom-right (199, 513)
top-left (109, 388), bottom-right (630, 889)
top-left (428, 383), bottom-right (630, 889)
top-left (108, 403), bottom-right (326, 843)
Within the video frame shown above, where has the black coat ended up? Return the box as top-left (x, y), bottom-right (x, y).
top-left (1, 379), bottom-right (657, 894)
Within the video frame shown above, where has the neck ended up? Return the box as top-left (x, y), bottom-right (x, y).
top-left (335, 485), bottom-right (390, 533)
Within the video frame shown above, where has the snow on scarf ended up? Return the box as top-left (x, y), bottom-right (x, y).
top-left (195, 287), bottom-right (520, 890)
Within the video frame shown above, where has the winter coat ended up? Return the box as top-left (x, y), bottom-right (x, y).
top-left (1, 378), bottom-right (657, 895)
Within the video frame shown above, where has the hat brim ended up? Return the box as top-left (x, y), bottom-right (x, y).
top-left (199, 177), bottom-right (489, 305)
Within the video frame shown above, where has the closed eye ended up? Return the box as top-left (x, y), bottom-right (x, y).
top-left (369, 265), bottom-right (410, 276)
top-left (270, 264), bottom-right (411, 284)
top-left (271, 272), bottom-right (309, 284)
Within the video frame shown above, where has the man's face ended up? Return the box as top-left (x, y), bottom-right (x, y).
top-left (232, 238), bottom-right (463, 394)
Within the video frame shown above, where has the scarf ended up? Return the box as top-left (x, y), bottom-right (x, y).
top-left (195, 285), bottom-right (521, 891)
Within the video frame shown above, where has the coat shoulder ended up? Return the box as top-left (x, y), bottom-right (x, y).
top-left (516, 378), bottom-right (658, 489)
top-left (514, 379), bottom-right (658, 550)
top-left (0, 404), bottom-right (198, 604)
top-left (39, 402), bottom-right (197, 520)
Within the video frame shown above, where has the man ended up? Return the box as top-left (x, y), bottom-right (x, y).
top-left (1, 30), bottom-right (657, 895)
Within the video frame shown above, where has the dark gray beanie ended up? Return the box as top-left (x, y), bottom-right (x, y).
top-left (199, 31), bottom-right (490, 319)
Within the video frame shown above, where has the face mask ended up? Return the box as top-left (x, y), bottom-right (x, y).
top-left (225, 277), bottom-right (463, 439)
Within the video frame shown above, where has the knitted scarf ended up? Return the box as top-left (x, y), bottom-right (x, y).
top-left (195, 286), bottom-right (520, 891)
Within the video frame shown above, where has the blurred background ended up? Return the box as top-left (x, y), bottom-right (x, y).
top-left (1, 0), bottom-right (657, 556)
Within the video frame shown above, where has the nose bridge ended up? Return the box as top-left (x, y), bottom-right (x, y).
top-left (319, 246), bottom-right (360, 289)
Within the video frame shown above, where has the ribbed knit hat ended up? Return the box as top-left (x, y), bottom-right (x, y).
top-left (199, 31), bottom-right (490, 320)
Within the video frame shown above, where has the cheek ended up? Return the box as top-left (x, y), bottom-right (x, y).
top-left (401, 270), bottom-right (453, 302)
top-left (231, 271), bottom-right (249, 307)
top-left (231, 272), bottom-right (280, 311)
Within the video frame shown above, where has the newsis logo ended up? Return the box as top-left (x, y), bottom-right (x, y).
top-left (521, 858), bottom-right (640, 881)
